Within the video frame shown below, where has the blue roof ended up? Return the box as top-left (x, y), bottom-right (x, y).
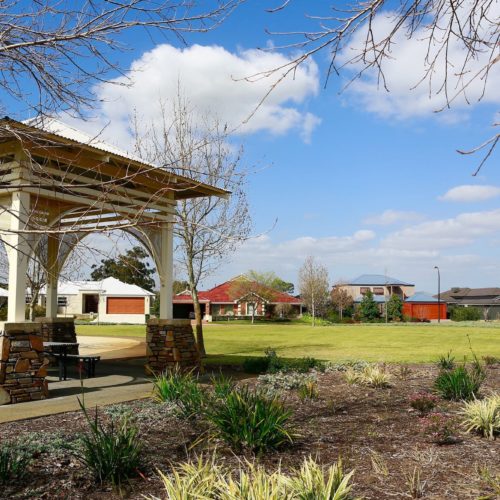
top-left (348, 274), bottom-right (414, 286)
top-left (405, 292), bottom-right (438, 303)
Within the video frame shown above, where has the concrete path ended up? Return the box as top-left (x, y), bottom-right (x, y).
top-left (0, 358), bottom-right (153, 423)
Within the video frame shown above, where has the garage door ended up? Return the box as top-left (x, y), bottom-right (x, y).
top-left (106, 297), bottom-right (145, 314)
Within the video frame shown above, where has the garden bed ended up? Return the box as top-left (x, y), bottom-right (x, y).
top-left (0, 363), bottom-right (498, 499)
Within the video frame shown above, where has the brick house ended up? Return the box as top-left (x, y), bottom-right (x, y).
top-left (173, 276), bottom-right (302, 321)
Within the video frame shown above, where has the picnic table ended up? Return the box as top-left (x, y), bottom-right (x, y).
top-left (43, 341), bottom-right (79, 381)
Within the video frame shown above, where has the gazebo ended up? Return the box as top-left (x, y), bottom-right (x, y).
top-left (0, 116), bottom-right (228, 404)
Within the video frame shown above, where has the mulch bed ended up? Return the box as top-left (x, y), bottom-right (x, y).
top-left (0, 364), bottom-right (498, 499)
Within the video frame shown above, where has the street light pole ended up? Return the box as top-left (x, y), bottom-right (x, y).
top-left (434, 266), bottom-right (441, 323)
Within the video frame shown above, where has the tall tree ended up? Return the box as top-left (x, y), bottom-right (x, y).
top-left (135, 94), bottom-right (251, 356)
top-left (331, 283), bottom-right (354, 320)
top-left (298, 256), bottom-right (330, 326)
top-left (359, 290), bottom-right (380, 321)
top-left (90, 246), bottom-right (155, 292)
top-left (386, 294), bottom-right (403, 322)
top-left (247, 270), bottom-right (294, 294)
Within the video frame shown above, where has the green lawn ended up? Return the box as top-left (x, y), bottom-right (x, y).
top-left (76, 322), bottom-right (500, 364)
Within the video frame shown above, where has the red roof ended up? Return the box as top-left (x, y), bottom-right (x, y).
top-left (173, 278), bottom-right (302, 305)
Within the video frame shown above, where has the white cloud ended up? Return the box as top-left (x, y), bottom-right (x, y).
top-left (439, 185), bottom-right (500, 202)
top-left (382, 208), bottom-right (500, 250)
top-left (364, 209), bottom-right (424, 225)
top-left (89, 44), bottom-right (320, 149)
top-left (338, 5), bottom-right (500, 121)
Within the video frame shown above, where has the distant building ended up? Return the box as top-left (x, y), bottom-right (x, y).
top-left (39, 277), bottom-right (154, 324)
top-left (334, 274), bottom-right (415, 305)
top-left (173, 276), bottom-right (302, 321)
top-left (439, 287), bottom-right (500, 320)
top-left (403, 292), bottom-right (447, 321)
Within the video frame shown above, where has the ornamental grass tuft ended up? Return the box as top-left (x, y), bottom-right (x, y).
top-left (461, 394), bottom-right (500, 439)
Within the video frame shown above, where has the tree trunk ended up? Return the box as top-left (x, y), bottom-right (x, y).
top-left (339, 305), bottom-right (343, 320)
top-left (29, 292), bottom-right (39, 321)
top-left (191, 288), bottom-right (206, 357)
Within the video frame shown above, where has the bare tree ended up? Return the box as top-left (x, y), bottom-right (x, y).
top-left (251, 1), bottom-right (499, 169)
top-left (331, 282), bottom-right (353, 320)
top-left (0, 0), bottom-right (239, 124)
top-left (135, 95), bottom-right (251, 355)
top-left (298, 256), bottom-right (330, 326)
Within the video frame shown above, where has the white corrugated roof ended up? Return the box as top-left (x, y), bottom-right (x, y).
top-left (22, 116), bottom-right (152, 166)
top-left (40, 277), bottom-right (154, 296)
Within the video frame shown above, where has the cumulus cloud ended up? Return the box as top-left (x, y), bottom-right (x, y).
top-left (439, 185), bottom-right (500, 202)
top-left (364, 209), bottom-right (425, 225)
top-left (89, 44), bottom-right (320, 149)
top-left (382, 208), bottom-right (500, 250)
top-left (338, 5), bottom-right (500, 121)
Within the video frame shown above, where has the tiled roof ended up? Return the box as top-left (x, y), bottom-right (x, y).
top-left (174, 278), bottom-right (302, 304)
top-left (348, 274), bottom-right (414, 286)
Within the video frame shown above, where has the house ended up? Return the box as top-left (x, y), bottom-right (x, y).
top-left (403, 292), bottom-right (447, 321)
top-left (439, 287), bottom-right (500, 320)
top-left (39, 277), bottom-right (154, 324)
top-left (335, 274), bottom-right (415, 304)
top-left (173, 276), bottom-right (303, 321)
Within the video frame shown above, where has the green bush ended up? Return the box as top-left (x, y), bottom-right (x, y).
top-left (461, 394), bottom-right (500, 439)
top-left (450, 306), bottom-right (481, 321)
top-left (437, 351), bottom-right (455, 370)
top-left (152, 369), bottom-right (206, 418)
top-left (358, 290), bottom-right (380, 321)
top-left (0, 443), bottom-right (31, 484)
top-left (74, 404), bottom-right (142, 487)
top-left (242, 356), bottom-right (270, 374)
top-left (207, 386), bottom-right (294, 453)
top-left (434, 364), bottom-right (485, 401)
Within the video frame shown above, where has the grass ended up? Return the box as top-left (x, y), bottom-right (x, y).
top-left (76, 322), bottom-right (500, 364)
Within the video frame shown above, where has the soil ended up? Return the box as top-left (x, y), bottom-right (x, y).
top-left (0, 363), bottom-right (498, 499)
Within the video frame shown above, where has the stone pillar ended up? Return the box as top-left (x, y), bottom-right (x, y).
top-left (0, 322), bottom-right (49, 405)
top-left (36, 317), bottom-right (78, 355)
top-left (145, 319), bottom-right (200, 374)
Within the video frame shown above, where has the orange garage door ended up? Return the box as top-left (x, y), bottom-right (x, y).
top-left (106, 297), bottom-right (145, 314)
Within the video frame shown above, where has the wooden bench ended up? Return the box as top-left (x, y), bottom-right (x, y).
top-left (52, 354), bottom-right (101, 378)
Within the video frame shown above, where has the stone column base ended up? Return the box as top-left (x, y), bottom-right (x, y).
top-left (0, 322), bottom-right (49, 405)
top-left (145, 319), bottom-right (200, 374)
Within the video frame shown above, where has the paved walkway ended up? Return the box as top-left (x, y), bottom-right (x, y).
top-left (78, 335), bottom-right (146, 359)
top-left (0, 355), bottom-right (152, 424)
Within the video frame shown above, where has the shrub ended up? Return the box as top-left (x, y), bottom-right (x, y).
top-left (482, 355), bottom-right (499, 366)
top-left (358, 290), bottom-right (380, 321)
top-left (409, 392), bottom-right (439, 414)
top-left (437, 351), bottom-right (455, 370)
top-left (345, 364), bottom-right (391, 388)
top-left (152, 369), bottom-right (206, 418)
top-left (298, 380), bottom-right (319, 401)
top-left (242, 356), bottom-right (270, 374)
top-left (156, 455), bottom-right (220, 499)
top-left (153, 456), bottom-right (356, 500)
top-left (461, 394), bottom-right (500, 439)
top-left (421, 413), bottom-right (460, 444)
top-left (287, 457), bottom-right (354, 500)
top-left (74, 404), bottom-right (142, 487)
top-left (207, 386), bottom-right (294, 453)
top-left (0, 443), bottom-right (31, 484)
top-left (434, 364), bottom-right (485, 401)
top-left (258, 371), bottom-right (317, 392)
top-left (210, 372), bottom-right (236, 399)
top-left (344, 367), bottom-right (362, 385)
top-left (450, 306), bottom-right (481, 321)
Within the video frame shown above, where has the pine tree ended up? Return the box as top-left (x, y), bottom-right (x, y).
top-left (359, 290), bottom-right (380, 321)
top-left (386, 294), bottom-right (403, 321)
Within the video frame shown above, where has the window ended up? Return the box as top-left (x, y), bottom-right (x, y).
top-left (360, 287), bottom-right (370, 295)
top-left (247, 302), bottom-right (255, 316)
top-left (373, 287), bottom-right (384, 295)
top-left (58, 296), bottom-right (68, 306)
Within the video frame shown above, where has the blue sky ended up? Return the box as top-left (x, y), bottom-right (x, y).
top-left (6, 1), bottom-right (500, 293)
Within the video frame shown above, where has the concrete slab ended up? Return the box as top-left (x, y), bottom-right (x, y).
top-left (78, 336), bottom-right (145, 359)
top-left (0, 359), bottom-right (153, 423)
